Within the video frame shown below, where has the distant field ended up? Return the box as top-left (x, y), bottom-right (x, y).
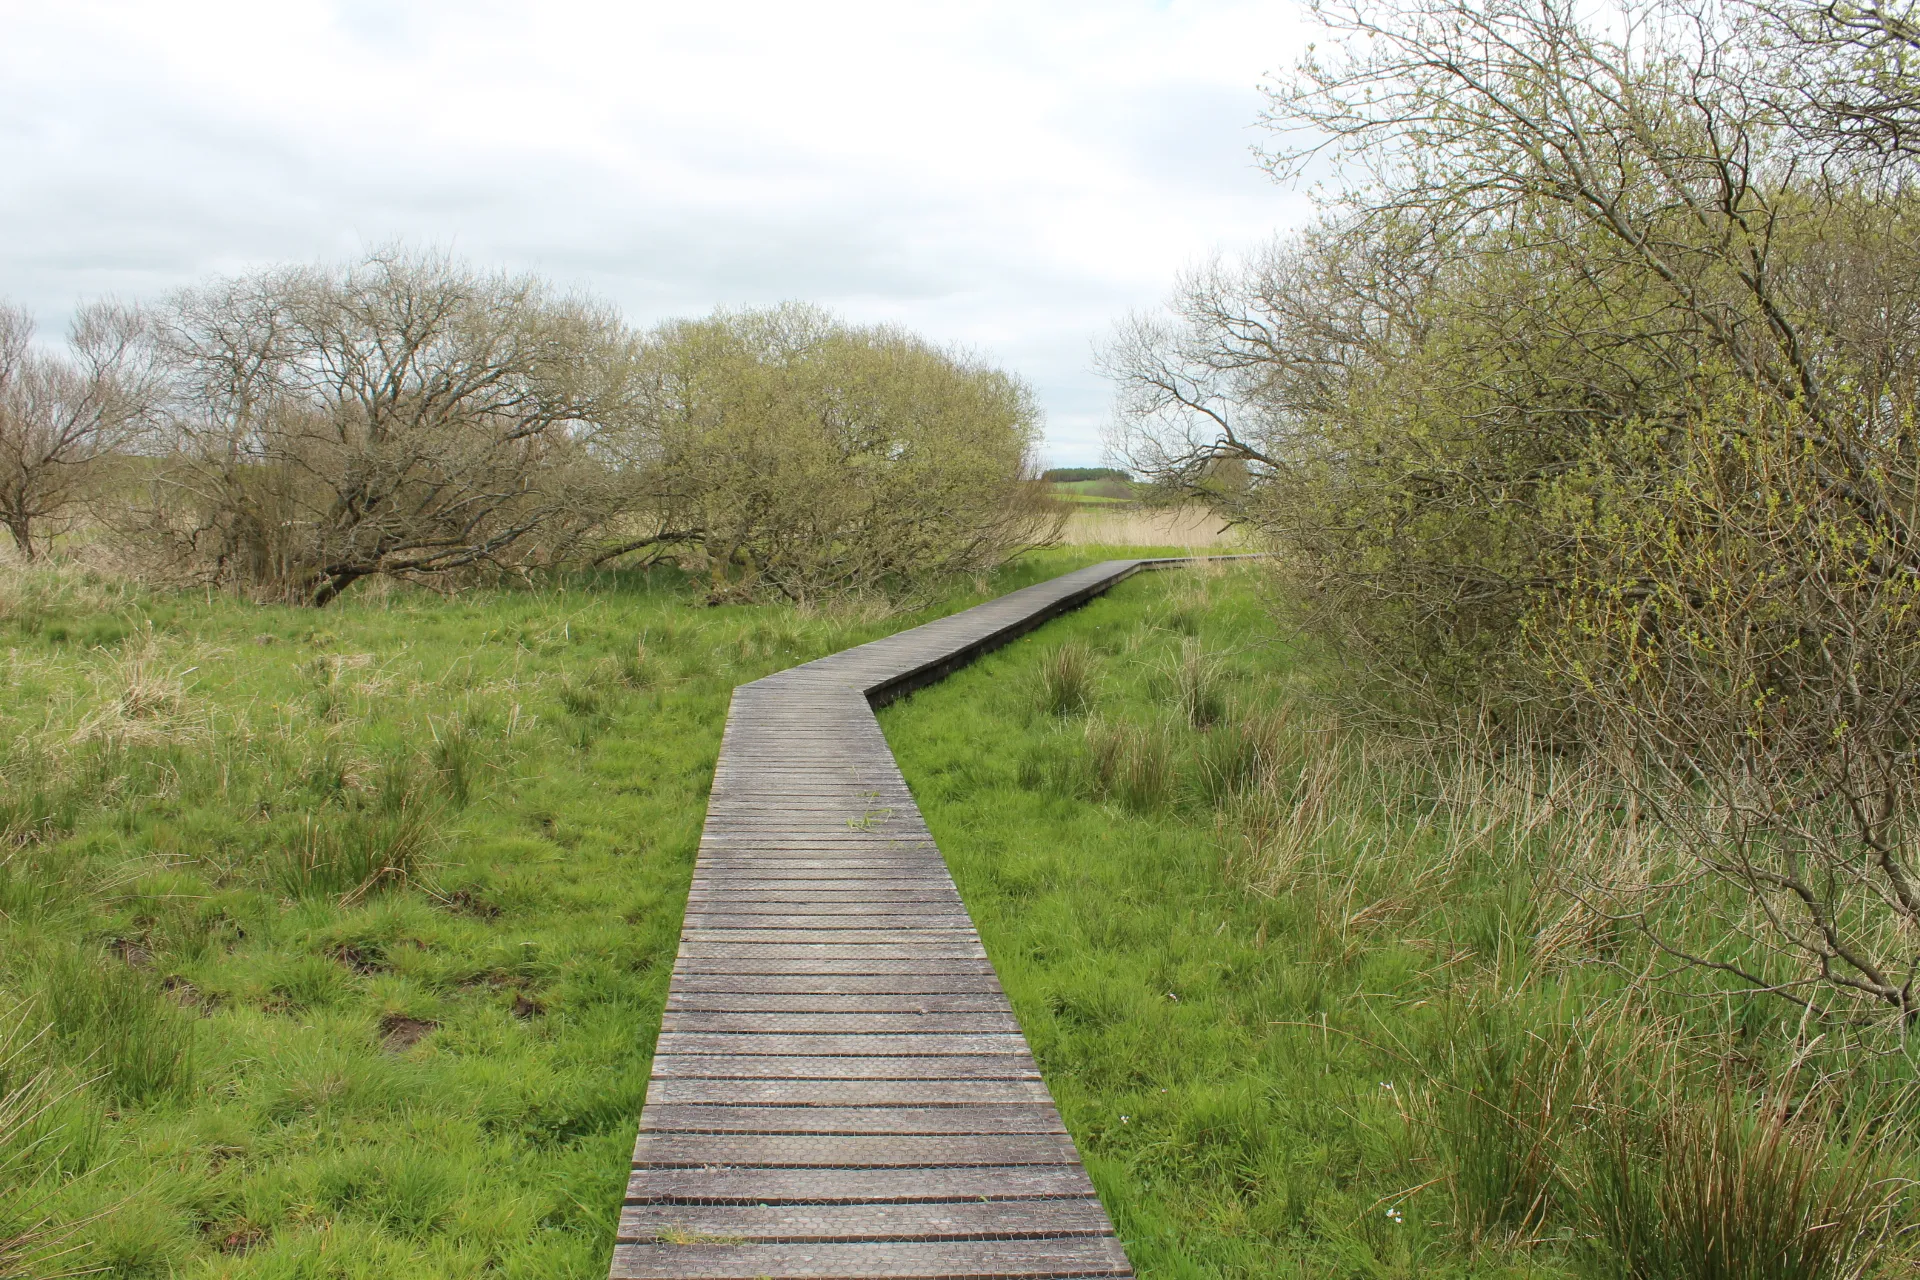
top-left (1045, 479), bottom-right (1245, 550)
top-left (1061, 504), bottom-right (1241, 549)
top-left (1051, 478), bottom-right (1137, 506)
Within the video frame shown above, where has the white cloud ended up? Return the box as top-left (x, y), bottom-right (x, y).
top-left (0, 0), bottom-right (1313, 462)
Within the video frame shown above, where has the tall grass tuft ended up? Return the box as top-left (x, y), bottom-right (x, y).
top-left (35, 951), bottom-right (194, 1107)
top-left (1167, 637), bottom-right (1227, 729)
top-left (1424, 1003), bottom-right (1910, 1277)
top-left (555, 676), bottom-right (603, 721)
top-left (555, 671), bottom-right (612, 748)
top-left (1219, 718), bottom-right (1358, 894)
top-left (612, 638), bottom-right (660, 690)
top-left (1037, 642), bottom-right (1099, 717)
top-left (0, 1007), bottom-right (87, 1280)
top-left (1434, 1010), bottom-right (1588, 1242)
top-left (428, 716), bottom-right (477, 807)
top-left (1083, 717), bottom-right (1177, 812)
top-left (70, 627), bottom-right (202, 747)
top-left (1583, 1090), bottom-right (1901, 1280)
top-left (273, 793), bottom-right (436, 904)
top-left (1194, 703), bottom-right (1290, 804)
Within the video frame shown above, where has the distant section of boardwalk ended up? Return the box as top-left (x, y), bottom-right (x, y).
top-left (612, 559), bottom-right (1203, 1280)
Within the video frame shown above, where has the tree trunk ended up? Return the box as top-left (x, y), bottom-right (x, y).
top-left (309, 568), bottom-right (368, 608)
top-left (2, 512), bottom-right (35, 561)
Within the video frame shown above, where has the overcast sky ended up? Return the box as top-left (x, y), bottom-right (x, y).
top-left (0, 0), bottom-right (1313, 464)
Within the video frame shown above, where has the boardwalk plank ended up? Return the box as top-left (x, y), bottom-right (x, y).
top-left (617, 1197), bottom-right (1109, 1243)
top-left (629, 1132), bottom-right (1081, 1168)
top-left (677, 944), bottom-right (987, 960)
top-left (653, 1033), bottom-right (1030, 1056)
top-left (648, 1054), bottom-right (1039, 1080)
top-left (609, 1239), bottom-right (1131, 1280)
top-left (641, 1078), bottom-right (1055, 1106)
top-left (624, 1163), bottom-right (1098, 1203)
top-left (682, 922), bottom-right (974, 934)
top-left (635, 1104), bottom-right (1065, 1134)
top-left (675, 958), bottom-right (998, 976)
top-left (659, 1013), bottom-right (1021, 1034)
top-left (681, 929), bottom-right (976, 944)
top-left (663, 994), bottom-right (1011, 1014)
top-left (668, 975), bottom-right (1005, 995)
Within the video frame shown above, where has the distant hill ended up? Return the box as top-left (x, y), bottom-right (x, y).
top-left (1041, 467), bottom-right (1131, 483)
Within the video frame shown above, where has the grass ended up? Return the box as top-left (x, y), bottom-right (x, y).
top-left (878, 563), bottom-right (1918, 1279)
top-left (7, 549), bottom-right (1911, 1278)
top-left (0, 546), bottom-right (1182, 1278)
top-left (1036, 642), bottom-right (1100, 717)
top-left (1050, 479), bottom-right (1138, 506)
top-left (1060, 505), bottom-right (1243, 549)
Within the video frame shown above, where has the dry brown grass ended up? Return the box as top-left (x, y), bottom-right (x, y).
top-left (1059, 504), bottom-right (1245, 548)
top-left (68, 626), bottom-right (208, 748)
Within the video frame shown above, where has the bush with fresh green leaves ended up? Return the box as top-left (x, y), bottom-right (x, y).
top-left (598, 303), bottom-right (1060, 603)
top-left (1105, 0), bottom-right (1920, 1028)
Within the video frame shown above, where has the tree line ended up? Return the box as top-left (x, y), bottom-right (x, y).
top-left (1109, 0), bottom-right (1920, 1030)
top-left (0, 251), bottom-right (1058, 605)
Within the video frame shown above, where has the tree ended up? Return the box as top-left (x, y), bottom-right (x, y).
top-left (0, 301), bottom-right (154, 559)
top-left (1751, 0), bottom-right (1920, 165)
top-left (1105, 0), bottom-right (1920, 1024)
top-left (1112, 0), bottom-right (1920, 676)
top-left (596, 305), bottom-right (1060, 603)
top-left (141, 250), bottom-right (634, 605)
top-left (1545, 392), bottom-right (1920, 1026)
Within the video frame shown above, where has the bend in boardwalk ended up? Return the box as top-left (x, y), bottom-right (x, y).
top-left (615, 559), bottom-right (1214, 1280)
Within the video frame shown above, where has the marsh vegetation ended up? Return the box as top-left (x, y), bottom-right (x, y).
top-left (1109, 0), bottom-right (1920, 1039)
top-left (885, 563), bottom-right (1920, 1278)
top-left (0, 551), bottom-right (1149, 1278)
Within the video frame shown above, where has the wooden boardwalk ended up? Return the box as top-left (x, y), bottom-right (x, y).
top-left (612, 559), bottom-right (1195, 1280)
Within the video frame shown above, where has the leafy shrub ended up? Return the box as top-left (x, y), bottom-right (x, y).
top-left (1107, 0), bottom-right (1920, 1029)
top-left (130, 250), bottom-right (631, 607)
top-left (599, 304), bottom-right (1064, 603)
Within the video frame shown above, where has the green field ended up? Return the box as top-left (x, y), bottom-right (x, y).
top-left (1, 557), bottom-right (1910, 1278)
top-left (1051, 479), bottom-right (1138, 507)
top-left (0, 550), bottom-right (1169, 1279)
top-left (880, 567), bottom-right (1496, 1277)
top-left (880, 565), bottom-right (1917, 1278)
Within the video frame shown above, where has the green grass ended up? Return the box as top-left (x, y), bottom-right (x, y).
top-left (1051, 480), bottom-right (1137, 507)
top-left (879, 564), bottom-right (1917, 1279)
top-left (6, 551), bottom-right (1909, 1278)
top-left (0, 547), bottom-right (1173, 1279)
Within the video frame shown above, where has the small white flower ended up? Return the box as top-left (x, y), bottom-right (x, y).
top-left (1386, 1208), bottom-right (1404, 1223)
top-left (1379, 1081), bottom-right (1394, 1091)
top-left (1119, 1115), bottom-right (1129, 1123)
